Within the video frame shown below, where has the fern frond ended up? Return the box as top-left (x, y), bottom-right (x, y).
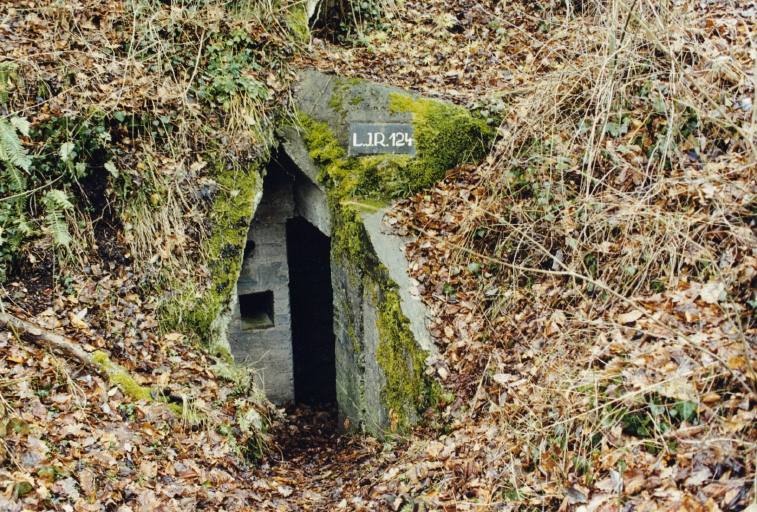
top-left (10, 117), bottom-right (30, 137)
top-left (43, 189), bottom-right (75, 210)
top-left (14, 215), bottom-right (34, 237)
top-left (42, 189), bottom-right (74, 247)
top-left (3, 163), bottom-right (27, 193)
top-left (46, 210), bottom-right (72, 247)
top-left (0, 118), bottom-right (32, 172)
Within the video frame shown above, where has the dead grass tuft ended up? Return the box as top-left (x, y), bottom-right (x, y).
top-left (387, 0), bottom-right (755, 508)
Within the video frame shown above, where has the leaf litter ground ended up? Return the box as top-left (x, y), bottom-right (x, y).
top-left (3, 0), bottom-right (756, 510)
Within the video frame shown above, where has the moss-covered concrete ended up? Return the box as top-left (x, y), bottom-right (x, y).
top-left (388, 93), bottom-right (494, 185)
top-left (375, 285), bottom-right (441, 431)
top-left (298, 114), bottom-right (420, 199)
top-left (290, 74), bottom-right (488, 432)
top-left (295, 74), bottom-right (494, 199)
top-left (159, 160), bottom-right (263, 356)
top-left (328, 201), bottom-right (439, 433)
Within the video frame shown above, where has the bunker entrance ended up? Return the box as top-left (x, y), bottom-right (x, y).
top-left (231, 155), bottom-right (335, 406)
top-left (287, 217), bottom-right (336, 405)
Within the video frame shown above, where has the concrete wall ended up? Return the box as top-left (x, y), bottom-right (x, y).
top-left (332, 257), bottom-right (366, 426)
top-left (228, 160), bottom-right (333, 404)
top-left (294, 173), bottom-right (331, 237)
top-left (331, 223), bottom-right (431, 435)
top-left (229, 171), bottom-right (296, 403)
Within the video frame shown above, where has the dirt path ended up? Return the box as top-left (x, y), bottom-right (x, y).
top-left (251, 405), bottom-right (393, 510)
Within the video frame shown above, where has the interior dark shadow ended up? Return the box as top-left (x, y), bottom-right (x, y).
top-left (286, 215), bottom-right (336, 405)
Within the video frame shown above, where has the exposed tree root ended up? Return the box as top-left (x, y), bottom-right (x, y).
top-left (0, 308), bottom-right (175, 409)
top-left (0, 309), bottom-right (104, 376)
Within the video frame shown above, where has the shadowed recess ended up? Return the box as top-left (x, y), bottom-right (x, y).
top-left (287, 216), bottom-right (337, 405)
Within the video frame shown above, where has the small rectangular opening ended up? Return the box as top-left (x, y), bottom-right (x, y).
top-left (239, 291), bottom-right (274, 330)
top-left (243, 240), bottom-right (255, 259)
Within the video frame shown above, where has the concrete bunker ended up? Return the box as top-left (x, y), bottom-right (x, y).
top-left (230, 152), bottom-right (336, 405)
top-left (224, 70), bottom-right (493, 435)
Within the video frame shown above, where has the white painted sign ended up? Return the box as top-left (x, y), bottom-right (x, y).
top-left (349, 122), bottom-right (415, 156)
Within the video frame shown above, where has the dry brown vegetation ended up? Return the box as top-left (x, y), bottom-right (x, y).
top-left (1, 0), bottom-right (755, 510)
top-left (1, 1), bottom-right (301, 509)
top-left (378, 0), bottom-right (756, 509)
top-left (1, 0), bottom-right (296, 275)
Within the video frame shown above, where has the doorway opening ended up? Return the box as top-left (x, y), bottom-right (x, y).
top-left (286, 216), bottom-right (336, 405)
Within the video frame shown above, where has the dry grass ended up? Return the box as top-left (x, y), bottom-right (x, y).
top-left (464, 0), bottom-right (756, 505)
top-left (2, 0), bottom-right (297, 278)
top-left (385, 0), bottom-right (754, 507)
top-left (469, 0), bottom-right (754, 299)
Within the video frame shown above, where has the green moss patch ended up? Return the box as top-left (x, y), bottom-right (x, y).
top-left (159, 160), bottom-right (261, 349)
top-left (92, 351), bottom-right (214, 426)
top-left (285, 3), bottom-right (310, 44)
top-left (298, 114), bottom-right (421, 199)
top-left (375, 283), bottom-right (440, 432)
top-left (389, 93), bottom-right (494, 182)
top-left (91, 350), bottom-right (154, 402)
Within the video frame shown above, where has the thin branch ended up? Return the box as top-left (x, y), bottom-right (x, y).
top-left (0, 309), bottom-right (103, 376)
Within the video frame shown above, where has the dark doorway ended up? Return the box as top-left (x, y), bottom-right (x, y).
top-left (286, 217), bottom-right (336, 405)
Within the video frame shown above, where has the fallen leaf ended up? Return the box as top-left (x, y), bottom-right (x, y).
top-left (616, 309), bottom-right (643, 324)
top-left (699, 281), bottom-right (725, 304)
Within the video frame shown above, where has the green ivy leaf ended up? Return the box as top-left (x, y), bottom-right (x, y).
top-left (59, 141), bottom-right (75, 162)
top-left (104, 161), bottom-right (119, 178)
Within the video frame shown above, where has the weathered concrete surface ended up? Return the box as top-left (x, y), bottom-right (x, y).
top-left (293, 69), bottom-right (417, 149)
top-left (280, 125), bottom-right (332, 237)
top-left (362, 209), bottom-right (437, 358)
top-left (330, 244), bottom-right (394, 434)
top-left (306, 0), bottom-right (320, 19)
top-left (360, 284), bottom-right (389, 433)
top-left (230, 170), bottom-right (296, 403)
top-left (280, 125), bottom-right (322, 187)
top-left (331, 256), bottom-right (366, 426)
top-left (294, 172), bottom-right (331, 237)
top-left (228, 159), bottom-right (333, 403)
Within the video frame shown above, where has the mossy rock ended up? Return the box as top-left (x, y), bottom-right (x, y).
top-left (282, 70), bottom-right (487, 435)
top-left (289, 69), bottom-right (494, 200)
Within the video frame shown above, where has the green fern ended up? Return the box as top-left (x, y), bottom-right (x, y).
top-left (42, 189), bottom-right (74, 248)
top-left (0, 118), bottom-right (32, 172)
top-left (0, 116), bottom-right (33, 280)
